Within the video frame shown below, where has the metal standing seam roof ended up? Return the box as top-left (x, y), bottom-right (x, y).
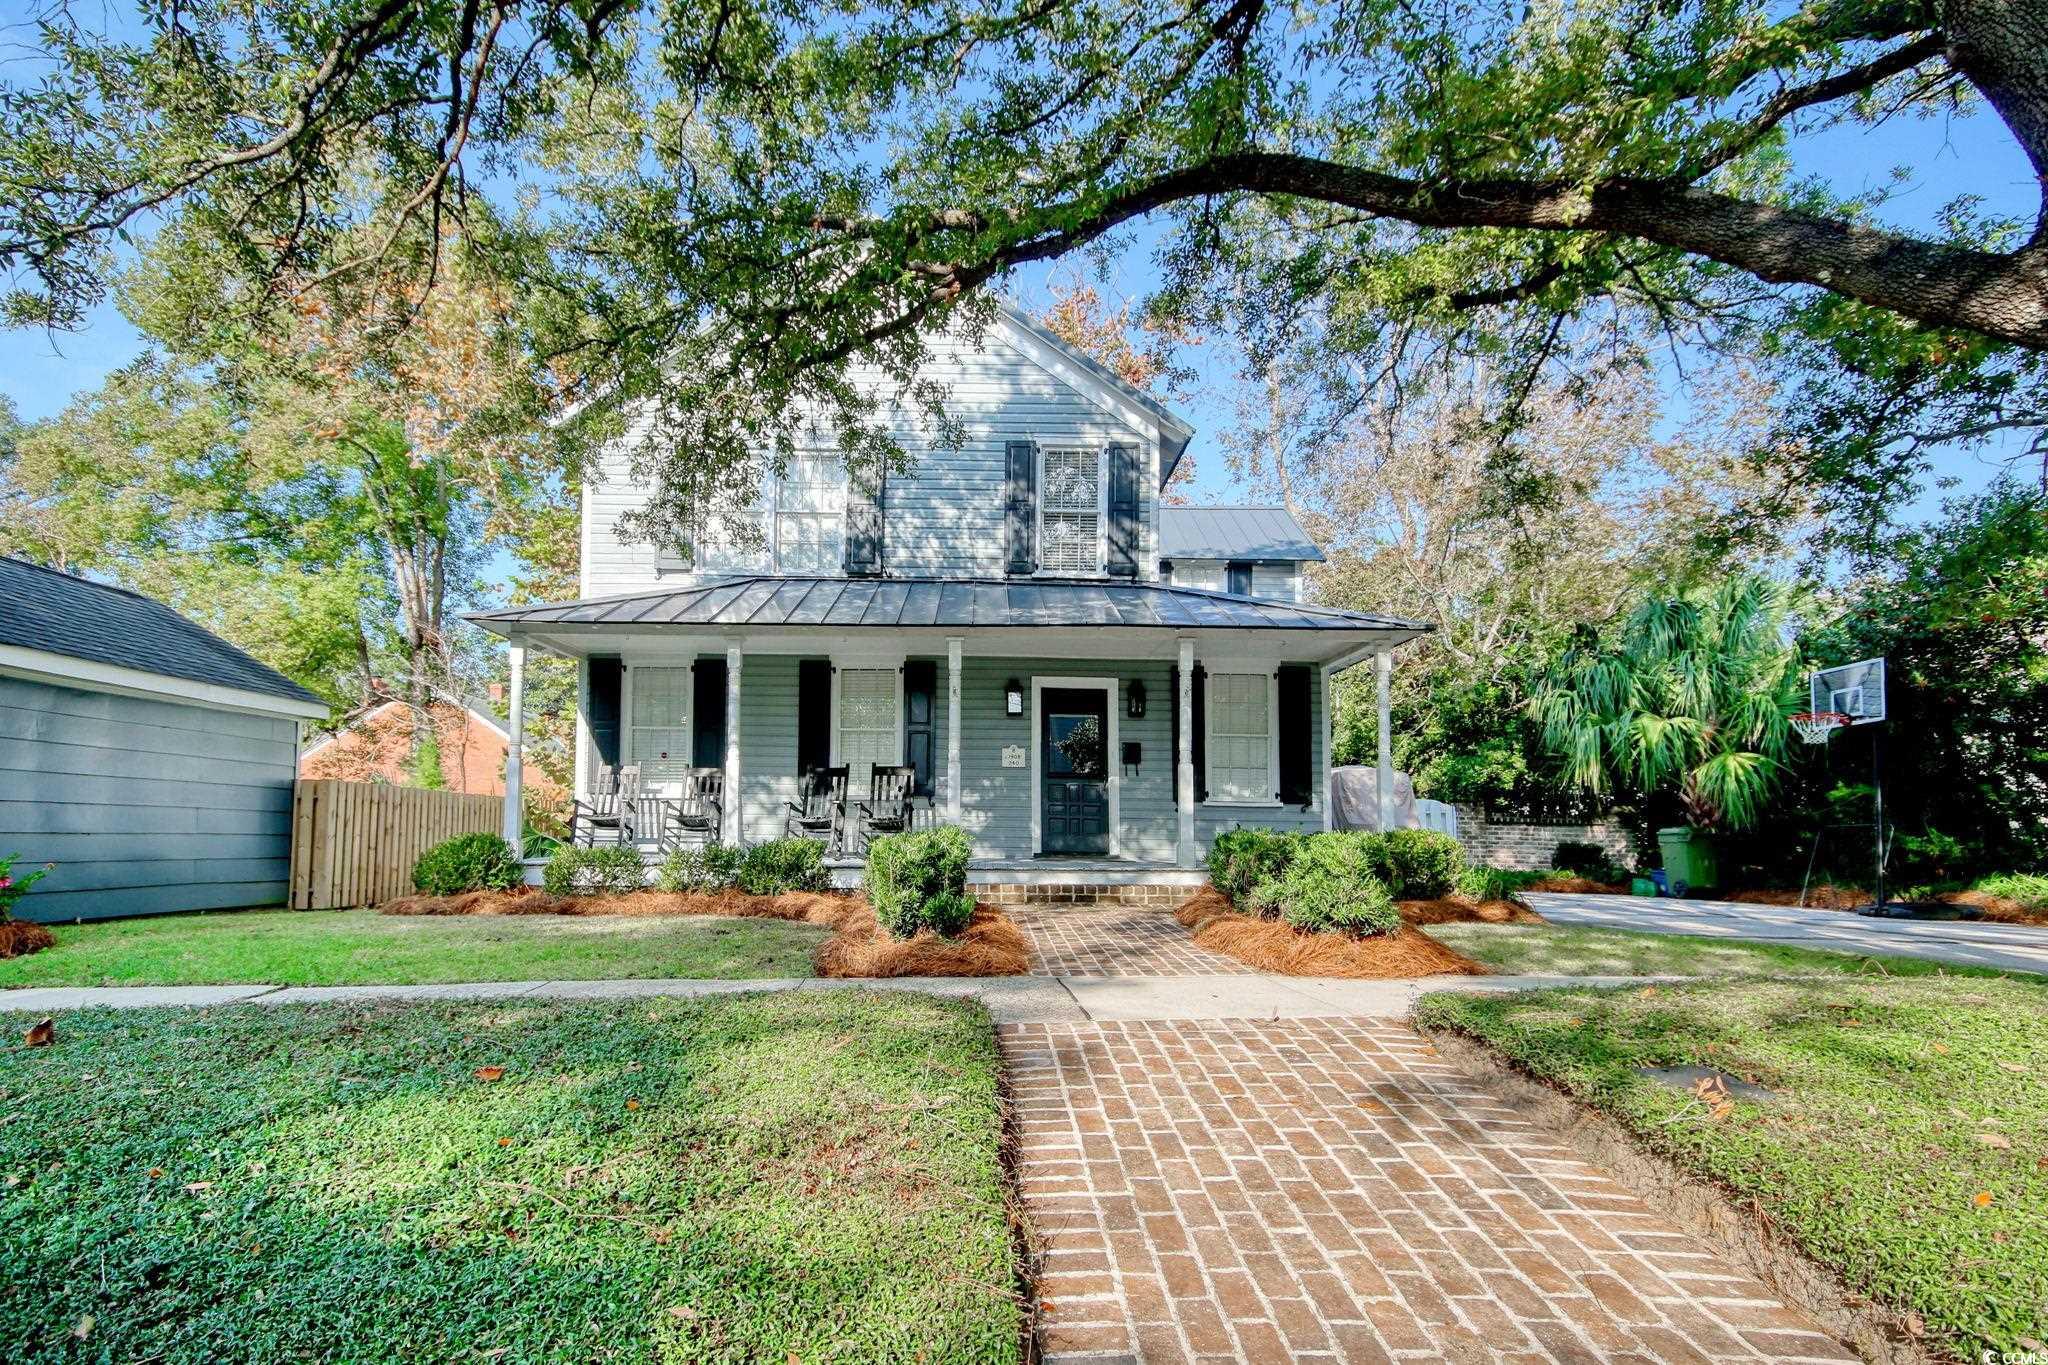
top-left (1157, 506), bottom-right (1324, 562)
top-left (0, 557), bottom-right (324, 705)
top-left (467, 575), bottom-right (1424, 635)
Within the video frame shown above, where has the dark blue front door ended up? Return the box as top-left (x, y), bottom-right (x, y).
top-left (1041, 688), bottom-right (1110, 855)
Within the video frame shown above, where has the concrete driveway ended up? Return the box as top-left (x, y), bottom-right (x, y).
top-left (1525, 891), bottom-right (2048, 976)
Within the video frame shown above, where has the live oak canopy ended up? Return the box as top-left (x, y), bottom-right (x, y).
top-left (4, 0), bottom-right (2043, 537)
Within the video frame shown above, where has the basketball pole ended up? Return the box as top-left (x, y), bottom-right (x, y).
top-left (1871, 723), bottom-right (1886, 912)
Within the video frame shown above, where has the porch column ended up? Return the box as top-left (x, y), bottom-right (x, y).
top-left (1376, 648), bottom-right (1393, 833)
top-left (946, 637), bottom-right (963, 825)
top-left (1177, 637), bottom-right (1196, 867)
top-left (502, 640), bottom-right (526, 847)
top-left (723, 647), bottom-right (743, 844)
top-left (1320, 663), bottom-right (1334, 832)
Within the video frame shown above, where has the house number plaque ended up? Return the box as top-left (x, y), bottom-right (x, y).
top-left (1000, 744), bottom-right (1026, 769)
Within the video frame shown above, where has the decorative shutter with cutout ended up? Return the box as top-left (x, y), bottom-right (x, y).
top-left (1106, 443), bottom-right (1139, 578)
top-left (1005, 440), bottom-right (1037, 574)
top-left (843, 466), bottom-right (884, 576)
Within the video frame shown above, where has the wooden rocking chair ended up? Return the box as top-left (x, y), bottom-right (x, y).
top-left (659, 767), bottom-right (725, 851)
top-left (855, 764), bottom-right (917, 854)
top-left (571, 764), bottom-right (643, 847)
top-left (783, 765), bottom-right (849, 856)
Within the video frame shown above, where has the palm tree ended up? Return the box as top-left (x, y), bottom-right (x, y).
top-left (1530, 576), bottom-right (1805, 832)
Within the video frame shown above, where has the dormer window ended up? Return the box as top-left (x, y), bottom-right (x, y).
top-left (1039, 447), bottom-right (1103, 575)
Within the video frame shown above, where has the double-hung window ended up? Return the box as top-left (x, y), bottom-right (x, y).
top-left (629, 666), bottom-right (693, 789)
top-left (690, 455), bottom-right (846, 574)
top-left (836, 666), bottom-right (900, 787)
top-left (1039, 447), bottom-right (1102, 575)
top-left (1205, 671), bottom-right (1277, 804)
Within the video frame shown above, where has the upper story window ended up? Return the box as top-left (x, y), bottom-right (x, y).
top-left (691, 455), bottom-right (846, 574)
top-left (1039, 447), bottom-right (1102, 575)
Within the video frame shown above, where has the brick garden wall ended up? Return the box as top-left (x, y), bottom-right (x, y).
top-left (1450, 806), bottom-right (1636, 872)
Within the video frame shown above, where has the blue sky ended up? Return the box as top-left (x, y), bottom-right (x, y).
top-left (2, 74), bottom-right (2030, 521)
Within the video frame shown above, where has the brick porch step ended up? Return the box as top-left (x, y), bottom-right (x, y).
top-left (977, 882), bottom-right (1192, 910)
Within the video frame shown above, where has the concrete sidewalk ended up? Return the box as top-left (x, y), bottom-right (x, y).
top-left (1527, 890), bottom-right (2048, 976)
top-left (0, 971), bottom-right (1677, 1024)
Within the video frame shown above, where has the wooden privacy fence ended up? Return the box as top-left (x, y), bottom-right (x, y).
top-left (289, 780), bottom-right (502, 909)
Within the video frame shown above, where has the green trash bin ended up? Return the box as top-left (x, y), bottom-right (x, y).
top-left (1656, 826), bottom-right (1718, 895)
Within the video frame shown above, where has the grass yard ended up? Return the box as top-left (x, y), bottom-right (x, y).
top-left (0, 909), bottom-right (827, 987)
top-left (1428, 922), bottom-right (2030, 979)
top-left (1418, 977), bottom-right (2048, 1357)
top-left (0, 990), bottom-right (1021, 1363)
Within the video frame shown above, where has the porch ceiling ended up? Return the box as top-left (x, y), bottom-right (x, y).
top-left (466, 575), bottom-right (1426, 665)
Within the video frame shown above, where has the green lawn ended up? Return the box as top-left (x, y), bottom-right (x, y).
top-left (1419, 977), bottom-right (2048, 1357)
top-left (1428, 922), bottom-right (2030, 979)
top-left (0, 990), bottom-right (1021, 1363)
top-left (0, 909), bottom-right (828, 987)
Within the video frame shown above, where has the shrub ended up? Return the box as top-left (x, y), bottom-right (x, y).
top-left (737, 837), bottom-right (831, 895)
top-left (1455, 864), bottom-right (1546, 902)
top-left (703, 842), bottom-right (745, 888)
top-left (865, 826), bottom-right (974, 938)
top-left (1208, 828), bottom-right (1301, 905)
top-left (1550, 839), bottom-right (1609, 876)
top-left (411, 833), bottom-right (523, 896)
top-left (1250, 832), bottom-right (1399, 936)
top-left (0, 853), bottom-right (55, 921)
top-left (657, 843), bottom-right (724, 893)
top-left (542, 844), bottom-right (646, 896)
top-left (1372, 828), bottom-right (1465, 899)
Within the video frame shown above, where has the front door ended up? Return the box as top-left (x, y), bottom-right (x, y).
top-left (1041, 688), bottom-right (1110, 855)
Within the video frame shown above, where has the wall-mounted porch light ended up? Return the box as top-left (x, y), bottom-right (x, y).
top-left (1126, 679), bottom-right (1146, 719)
top-left (1004, 678), bottom-right (1025, 716)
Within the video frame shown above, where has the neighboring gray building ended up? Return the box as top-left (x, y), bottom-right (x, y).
top-left (0, 559), bottom-right (329, 922)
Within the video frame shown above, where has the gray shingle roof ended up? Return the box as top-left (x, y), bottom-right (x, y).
top-left (0, 557), bottom-right (324, 706)
top-left (469, 575), bottom-right (1420, 635)
top-left (1158, 506), bottom-right (1324, 562)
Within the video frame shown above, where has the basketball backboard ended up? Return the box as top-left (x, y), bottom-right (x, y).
top-left (1810, 657), bottom-right (1886, 725)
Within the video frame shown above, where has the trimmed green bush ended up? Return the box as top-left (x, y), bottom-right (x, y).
top-left (411, 832), bottom-right (523, 896)
top-left (738, 837), bottom-right (831, 895)
top-left (1371, 828), bottom-right (1465, 900)
top-left (865, 826), bottom-right (974, 938)
top-left (1251, 832), bottom-right (1399, 936)
top-left (656, 843), bottom-right (736, 893)
top-left (1207, 827), bottom-right (1301, 905)
top-left (542, 844), bottom-right (646, 896)
top-left (1455, 864), bottom-right (1547, 901)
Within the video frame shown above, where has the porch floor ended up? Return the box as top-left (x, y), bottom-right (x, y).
top-left (823, 857), bottom-right (1208, 890)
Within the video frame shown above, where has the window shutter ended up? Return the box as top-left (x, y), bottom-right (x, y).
top-left (1170, 664), bottom-right (1208, 802)
top-left (797, 659), bottom-right (831, 775)
top-left (843, 467), bottom-right (885, 576)
top-left (1226, 561), bottom-right (1253, 596)
top-left (1004, 439), bottom-right (1036, 574)
top-left (692, 659), bottom-right (727, 768)
top-left (1106, 443), bottom-right (1139, 578)
top-left (588, 656), bottom-right (623, 771)
top-left (1277, 664), bottom-right (1311, 806)
top-left (903, 660), bottom-right (936, 798)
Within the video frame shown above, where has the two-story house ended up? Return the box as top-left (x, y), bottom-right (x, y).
top-left (470, 302), bottom-right (1425, 881)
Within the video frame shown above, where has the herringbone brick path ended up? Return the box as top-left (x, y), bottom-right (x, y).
top-left (1002, 1017), bottom-right (1854, 1364)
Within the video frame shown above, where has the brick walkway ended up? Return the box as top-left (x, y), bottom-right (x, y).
top-left (1003, 1017), bottom-right (1854, 1364)
top-left (1014, 906), bottom-right (1254, 977)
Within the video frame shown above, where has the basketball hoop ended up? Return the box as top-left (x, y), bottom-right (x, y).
top-left (1790, 711), bottom-right (1851, 745)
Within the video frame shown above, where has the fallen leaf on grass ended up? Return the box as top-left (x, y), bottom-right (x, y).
top-left (1974, 1133), bottom-right (2013, 1150)
top-left (474, 1066), bottom-right (506, 1082)
top-left (497, 1137), bottom-right (512, 1148)
top-left (625, 1098), bottom-right (641, 1111)
top-left (72, 1315), bottom-right (93, 1340)
top-left (1995, 1061), bottom-right (2028, 1075)
top-left (1972, 1190), bottom-right (1994, 1208)
top-left (146, 1168), bottom-right (162, 1179)
top-left (183, 1181), bottom-right (213, 1193)
top-left (23, 1019), bottom-right (53, 1048)
top-left (1901, 1311), bottom-right (1924, 1338)
top-left (667, 1305), bottom-right (700, 1321)
top-left (1930, 1042), bottom-right (1950, 1054)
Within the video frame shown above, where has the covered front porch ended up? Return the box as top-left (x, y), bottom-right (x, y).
top-left (469, 575), bottom-right (1427, 875)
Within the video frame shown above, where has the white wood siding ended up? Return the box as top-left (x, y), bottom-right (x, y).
top-left (582, 321), bottom-right (1160, 596)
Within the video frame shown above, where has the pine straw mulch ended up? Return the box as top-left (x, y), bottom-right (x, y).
top-left (0, 919), bottom-right (55, 959)
top-left (1521, 874), bottom-right (1633, 894)
top-left (1723, 884), bottom-right (2048, 926)
top-left (379, 885), bottom-right (1033, 977)
top-left (1935, 889), bottom-right (2048, 927)
top-left (1398, 896), bottom-right (1546, 926)
top-left (813, 901), bottom-right (1032, 978)
top-left (1172, 886), bottom-right (1488, 979)
top-left (1723, 884), bottom-right (1869, 911)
